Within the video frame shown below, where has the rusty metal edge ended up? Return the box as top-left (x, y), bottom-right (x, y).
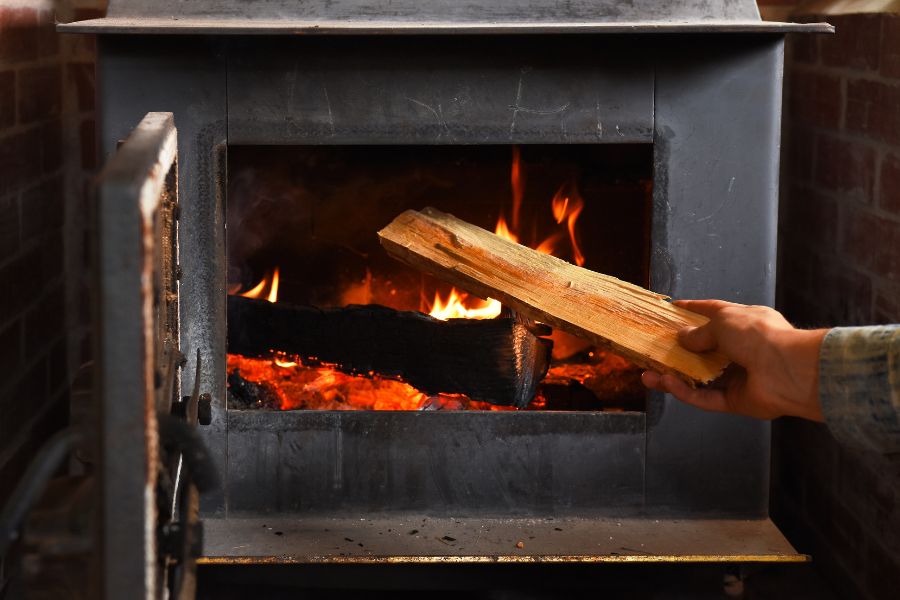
top-left (197, 554), bottom-right (811, 565)
top-left (58, 18), bottom-right (834, 35)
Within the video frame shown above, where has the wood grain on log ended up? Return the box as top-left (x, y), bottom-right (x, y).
top-left (378, 207), bottom-right (729, 384)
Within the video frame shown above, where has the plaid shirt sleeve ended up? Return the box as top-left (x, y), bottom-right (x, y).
top-left (819, 325), bottom-right (900, 454)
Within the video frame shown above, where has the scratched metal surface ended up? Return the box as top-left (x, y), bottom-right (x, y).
top-left (95, 112), bottom-right (178, 599)
top-left (225, 37), bottom-right (654, 145)
top-left (74, 0), bottom-right (762, 23)
top-left (199, 516), bottom-right (807, 563)
top-left (60, 19), bottom-right (833, 35)
top-left (98, 36), bottom-right (230, 513)
top-left (226, 410), bottom-right (645, 516)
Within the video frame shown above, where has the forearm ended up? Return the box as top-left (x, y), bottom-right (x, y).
top-left (770, 326), bottom-right (828, 421)
top-left (819, 325), bottom-right (900, 454)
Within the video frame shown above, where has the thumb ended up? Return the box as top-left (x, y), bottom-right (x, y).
top-left (678, 323), bottom-right (718, 352)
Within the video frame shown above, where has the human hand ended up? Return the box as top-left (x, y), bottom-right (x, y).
top-left (641, 300), bottom-right (829, 421)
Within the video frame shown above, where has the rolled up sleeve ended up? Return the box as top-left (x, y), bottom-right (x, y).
top-left (819, 325), bottom-right (900, 454)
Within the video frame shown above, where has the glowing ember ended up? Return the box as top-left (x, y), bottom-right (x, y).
top-left (226, 147), bottom-right (642, 412)
top-left (227, 354), bottom-right (511, 411)
top-left (226, 350), bottom-right (642, 412)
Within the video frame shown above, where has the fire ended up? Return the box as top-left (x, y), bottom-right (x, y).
top-left (428, 288), bottom-right (501, 320)
top-left (227, 147), bottom-right (619, 412)
top-left (237, 267), bottom-right (280, 303)
top-left (227, 354), bottom-right (511, 411)
top-left (427, 146), bottom-right (587, 318)
top-left (510, 146), bottom-right (524, 231)
top-left (494, 215), bottom-right (518, 244)
top-left (550, 183), bottom-right (586, 266)
top-left (226, 350), bottom-right (642, 412)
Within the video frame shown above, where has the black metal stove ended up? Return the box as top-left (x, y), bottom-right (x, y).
top-left (60, 1), bottom-right (831, 597)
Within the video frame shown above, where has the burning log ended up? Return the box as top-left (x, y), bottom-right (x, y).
top-left (227, 295), bottom-right (552, 408)
top-left (378, 207), bottom-right (730, 385)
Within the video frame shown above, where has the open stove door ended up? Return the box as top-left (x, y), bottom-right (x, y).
top-left (93, 112), bottom-right (211, 600)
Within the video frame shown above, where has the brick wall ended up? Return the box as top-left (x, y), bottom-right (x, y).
top-left (773, 11), bottom-right (900, 600)
top-left (0, 0), bottom-right (104, 554)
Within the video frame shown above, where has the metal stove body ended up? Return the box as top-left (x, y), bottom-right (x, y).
top-left (61, 0), bottom-right (831, 591)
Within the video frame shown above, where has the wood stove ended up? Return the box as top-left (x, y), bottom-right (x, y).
top-left (61, 1), bottom-right (832, 597)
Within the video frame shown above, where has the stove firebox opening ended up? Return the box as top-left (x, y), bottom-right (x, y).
top-left (226, 145), bottom-right (653, 412)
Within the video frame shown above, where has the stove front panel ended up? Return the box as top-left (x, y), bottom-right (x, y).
top-left (97, 34), bottom-right (783, 518)
top-left (226, 37), bottom-right (654, 146)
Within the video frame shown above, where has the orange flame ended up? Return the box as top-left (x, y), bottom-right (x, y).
top-left (550, 184), bottom-right (585, 266)
top-left (428, 150), bottom-right (588, 319)
top-left (551, 194), bottom-right (569, 224)
top-left (494, 215), bottom-right (518, 243)
top-left (428, 288), bottom-right (501, 320)
top-left (534, 232), bottom-right (564, 256)
top-left (510, 146), bottom-right (523, 232)
top-left (238, 267), bottom-right (281, 303)
top-left (267, 268), bottom-right (280, 303)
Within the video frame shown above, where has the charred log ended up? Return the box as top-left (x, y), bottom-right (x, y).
top-left (227, 295), bottom-right (552, 408)
top-left (227, 368), bottom-right (282, 410)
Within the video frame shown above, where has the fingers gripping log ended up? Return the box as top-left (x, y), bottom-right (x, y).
top-left (377, 207), bottom-right (730, 385)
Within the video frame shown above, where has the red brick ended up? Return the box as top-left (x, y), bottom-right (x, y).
top-left (788, 30), bottom-right (818, 65)
top-left (0, 247), bottom-right (45, 320)
top-left (0, 318), bottom-right (21, 374)
top-left (0, 357), bottom-right (48, 444)
top-left (69, 31), bottom-right (97, 57)
top-left (834, 446), bottom-right (898, 526)
top-left (0, 194), bottom-right (19, 263)
top-left (40, 118), bottom-right (62, 172)
top-left (782, 184), bottom-right (839, 248)
top-left (35, 9), bottom-right (58, 59)
top-left (881, 14), bottom-right (900, 79)
top-left (0, 7), bottom-right (38, 63)
top-left (24, 285), bottom-right (64, 360)
top-left (0, 128), bottom-right (43, 196)
top-left (80, 118), bottom-right (96, 169)
top-left (842, 208), bottom-right (900, 282)
top-left (0, 393), bottom-right (67, 506)
top-left (846, 79), bottom-right (900, 145)
top-left (784, 125), bottom-right (815, 183)
top-left (863, 538), bottom-right (900, 600)
top-left (880, 152), bottom-right (900, 216)
top-left (819, 14), bottom-right (883, 72)
top-left (72, 7), bottom-right (106, 22)
top-left (48, 336), bottom-right (67, 392)
top-left (788, 69), bottom-right (843, 130)
top-left (21, 176), bottom-right (63, 242)
top-left (17, 65), bottom-right (61, 125)
top-left (40, 228), bottom-right (63, 280)
top-left (67, 62), bottom-right (95, 112)
top-left (874, 282), bottom-right (900, 323)
top-left (66, 9), bottom-right (104, 58)
top-left (814, 136), bottom-right (876, 203)
top-left (778, 237), bottom-right (813, 296)
top-left (0, 70), bottom-right (14, 129)
top-left (12, 357), bottom-right (50, 429)
top-left (0, 393), bottom-right (67, 508)
top-left (809, 253), bottom-right (873, 326)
